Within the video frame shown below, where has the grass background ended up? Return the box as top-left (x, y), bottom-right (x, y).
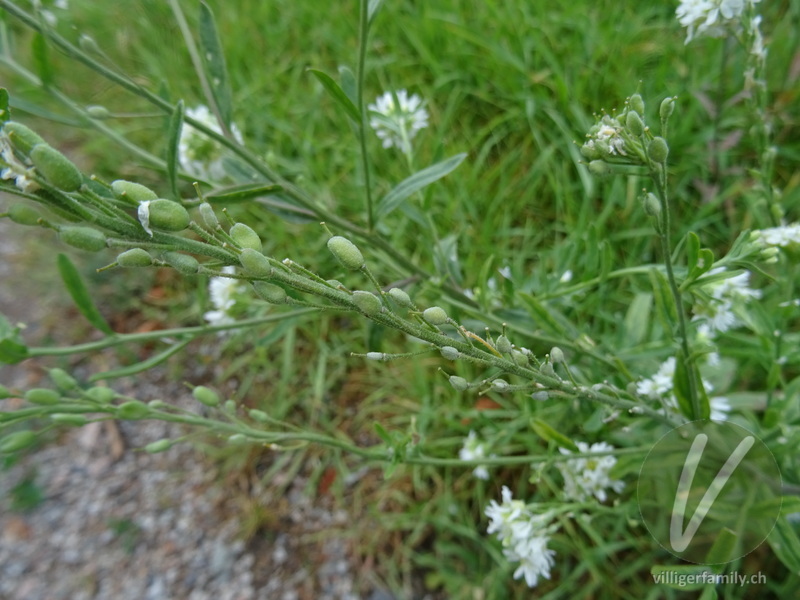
top-left (2, 0), bottom-right (800, 597)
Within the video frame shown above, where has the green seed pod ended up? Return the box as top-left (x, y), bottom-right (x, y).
top-left (249, 409), bottom-right (269, 423)
top-left (659, 97), bottom-right (675, 120)
top-left (3, 121), bottom-right (45, 155)
top-left (327, 236), bottom-right (364, 271)
top-left (192, 386), bottom-right (220, 407)
top-left (0, 430), bottom-right (38, 453)
top-left (199, 202), bottom-right (218, 229)
top-left (449, 376), bottom-right (469, 391)
top-left (387, 288), bottom-right (413, 308)
top-left (253, 281), bottom-right (286, 304)
top-left (495, 335), bottom-right (512, 355)
top-left (440, 346), bottom-right (460, 361)
top-left (643, 193), bottom-right (661, 217)
top-left (223, 399), bottom-right (237, 412)
top-left (116, 400), bottom-right (150, 420)
top-left (164, 252), bottom-right (199, 275)
top-left (85, 386), bottom-right (116, 403)
top-left (629, 94), bottom-right (645, 116)
top-left (625, 110), bottom-right (645, 137)
top-left (588, 160), bottom-right (611, 177)
top-left (49, 368), bottom-right (78, 392)
top-left (230, 223), bottom-right (262, 251)
top-left (117, 248), bottom-right (153, 268)
top-left (366, 352), bottom-right (388, 361)
top-left (30, 144), bottom-right (83, 192)
top-left (580, 142), bottom-right (601, 161)
top-left (228, 433), bottom-right (249, 445)
top-left (352, 290), bottom-right (382, 316)
top-left (648, 137), bottom-right (669, 164)
top-left (540, 362), bottom-right (556, 378)
top-left (85, 105), bottom-right (111, 119)
top-left (239, 248), bottom-right (273, 277)
top-left (7, 203), bottom-right (42, 226)
top-left (0, 384), bottom-right (10, 399)
top-left (25, 388), bottom-right (61, 405)
top-left (144, 199), bottom-right (190, 233)
top-left (492, 379), bottom-right (509, 392)
top-left (51, 413), bottom-right (89, 426)
top-left (147, 400), bottom-right (169, 409)
top-left (111, 180), bottom-right (158, 203)
top-left (423, 306), bottom-right (448, 325)
top-left (144, 439), bottom-right (173, 453)
top-left (59, 225), bottom-right (107, 252)
top-left (511, 350), bottom-right (528, 366)
top-left (550, 347), bottom-right (565, 364)
top-left (531, 391), bottom-right (549, 402)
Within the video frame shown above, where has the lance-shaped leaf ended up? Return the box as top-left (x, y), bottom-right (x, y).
top-left (198, 2), bottom-right (233, 129)
top-left (57, 253), bottom-right (114, 335)
top-left (531, 418), bottom-right (579, 452)
top-left (307, 68), bottom-right (360, 122)
top-left (0, 87), bottom-right (9, 123)
top-left (166, 100), bottom-right (184, 199)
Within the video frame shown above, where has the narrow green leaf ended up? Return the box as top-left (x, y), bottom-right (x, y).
top-left (373, 422), bottom-right (392, 444)
top-left (518, 292), bottom-right (576, 337)
top-left (672, 349), bottom-right (710, 419)
top-left (768, 517), bottom-right (800, 574)
top-left (649, 267), bottom-right (677, 332)
top-left (56, 253), bottom-right (114, 335)
top-left (368, 0), bottom-right (385, 23)
top-left (686, 231), bottom-right (700, 274)
top-left (198, 2), bottom-right (233, 128)
top-left (31, 32), bottom-right (53, 88)
top-left (531, 418), bottom-right (579, 452)
top-left (599, 240), bottom-right (613, 281)
top-left (307, 68), bottom-right (361, 122)
top-left (0, 314), bottom-right (29, 364)
top-left (0, 88), bottom-right (9, 123)
top-left (166, 100), bottom-right (184, 199)
top-left (377, 153), bottom-right (468, 219)
top-left (704, 527), bottom-right (738, 565)
top-left (623, 292), bottom-right (653, 346)
top-left (204, 182), bottom-right (283, 204)
top-left (89, 338), bottom-right (191, 382)
top-left (338, 66), bottom-right (357, 108)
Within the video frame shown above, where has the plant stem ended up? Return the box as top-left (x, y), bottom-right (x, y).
top-left (356, 0), bottom-right (375, 230)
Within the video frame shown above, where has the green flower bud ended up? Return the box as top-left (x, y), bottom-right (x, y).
top-left (495, 335), bottom-right (512, 355)
top-left (327, 236), bottom-right (364, 270)
top-left (30, 144), bottom-right (83, 192)
top-left (3, 121), bottom-right (45, 155)
top-left (550, 347), bottom-right (565, 364)
top-left (659, 97), bottom-right (675, 120)
top-left (49, 368), bottom-right (78, 392)
top-left (85, 105), bottom-right (111, 119)
top-left (51, 413), bottom-right (89, 426)
top-left (440, 346), bottom-right (460, 361)
top-left (643, 192), bottom-right (661, 217)
top-left (144, 439), bottom-right (173, 453)
top-left (249, 409), bottom-right (269, 423)
top-left (116, 400), bottom-right (150, 420)
top-left (138, 199), bottom-right (190, 235)
top-left (163, 252), bottom-right (199, 275)
top-left (625, 110), bottom-right (645, 137)
top-left (0, 430), bottom-right (38, 453)
top-left (199, 202), bottom-right (218, 229)
top-left (239, 248), bottom-right (272, 277)
top-left (629, 94), bottom-right (645, 116)
top-left (387, 287), bottom-right (413, 308)
top-left (647, 137), bottom-right (669, 163)
top-left (252, 281), bottom-right (286, 304)
top-left (85, 386), bottom-right (116, 403)
top-left (192, 385), bottom-right (220, 407)
top-left (111, 180), bottom-right (158, 203)
top-left (492, 379), bottom-right (509, 392)
top-left (588, 160), bottom-right (611, 177)
top-left (59, 225), bottom-right (107, 252)
top-left (117, 248), bottom-right (153, 268)
top-left (8, 203), bottom-right (42, 226)
top-left (25, 388), bottom-right (61, 405)
top-left (230, 223), bottom-right (262, 251)
top-left (423, 306), bottom-right (449, 325)
top-left (449, 376), bottom-right (469, 391)
top-left (352, 290), bottom-right (382, 316)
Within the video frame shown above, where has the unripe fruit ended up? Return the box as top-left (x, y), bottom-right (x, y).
top-left (111, 180), bottom-right (158, 203)
top-left (648, 137), bottom-right (669, 163)
top-left (85, 386), bottom-right (115, 403)
top-left (625, 110), bottom-right (645, 137)
top-left (117, 248), bottom-right (153, 268)
top-left (449, 376), bottom-right (469, 391)
top-left (86, 105), bottom-right (111, 119)
top-left (49, 368), bottom-right (78, 392)
top-left (199, 202), bottom-right (218, 229)
top-left (239, 248), bottom-right (272, 277)
top-left (249, 409), bottom-right (269, 423)
top-left (659, 97), bottom-right (675, 120)
top-left (25, 388), bottom-right (60, 405)
top-left (423, 306), bottom-right (448, 325)
top-left (51, 413), bottom-right (89, 426)
top-left (230, 223), bottom-right (262, 251)
top-left (531, 391), bottom-right (549, 402)
top-left (352, 290), bottom-right (382, 316)
top-left (0, 430), bottom-right (38, 453)
top-left (163, 252), bottom-right (199, 275)
top-left (253, 281), bottom-right (286, 304)
top-left (588, 160), bottom-right (611, 177)
top-left (8, 203), bottom-right (41, 226)
top-left (440, 346), bottom-right (460, 361)
top-left (116, 400), bottom-right (150, 419)
top-left (140, 199), bottom-right (190, 234)
top-left (59, 225), bottom-right (107, 252)
top-left (511, 350), bottom-right (528, 366)
top-left (629, 94), bottom-right (645, 116)
top-left (3, 121), bottom-right (45, 155)
top-left (550, 347), bottom-right (565, 364)
top-left (192, 386), bottom-right (220, 407)
top-left (145, 439), bottom-right (173, 453)
top-left (495, 335), bottom-right (512, 355)
top-left (643, 193), bottom-right (661, 217)
top-left (387, 288), bottom-right (413, 308)
top-left (30, 144), bottom-right (83, 192)
top-left (327, 236), bottom-right (364, 270)
top-left (492, 379), bottom-right (509, 392)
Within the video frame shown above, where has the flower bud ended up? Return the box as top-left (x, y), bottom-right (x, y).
top-left (116, 400), bottom-right (150, 419)
top-left (192, 386), bottom-right (220, 407)
top-left (252, 281), bottom-right (286, 304)
top-left (138, 199), bottom-right (190, 235)
top-left (495, 335), bottom-right (512, 355)
top-left (327, 236), bottom-right (365, 270)
top-left (387, 287), bottom-right (413, 308)
top-left (8, 203), bottom-right (41, 226)
top-left (625, 110), bottom-right (645, 136)
top-left (643, 192), bottom-right (661, 217)
top-left (85, 386), bottom-right (115, 403)
top-left (230, 223), bottom-right (262, 251)
top-left (659, 97), bottom-right (675, 120)
top-left (30, 144), bottom-right (83, 192)
top-left (49, 368), bottom-right (78, 392)
top-left (51, 413), bottom-right (89, 426)
top-left (25, 388), bottom-right (60, 405)
top-left (423, 306), bottom-right (448, 325)
top-left (117, 248), bottom-right (153, 267)
top-left (550, 347), bottom-right (565, 364)
top-left (449, 376), bottom-right (469, 391)
top-left (144, 439), bottom-right (173, 453)
top-left (111, 180), bottom-right (158, 203)
top-left (86, 105), bottom-right (111, 119)
top-left (59, 225), bottom-right (107, 252)
top-left (0, 430), bottom-right (38, 453)
top-left (199, 202), bottom-right (219, 229)
top-left (629, 94), bottom-right (645, 116)
top-left (588, 160), bottom-right (611, 177)
top-left (3, 121), bottom-right (45, 155)
top-left (164, 252), bottom-right (199, 275)
top-left (647, 137), bottom-right (669, 163)
top-left (352, 290), bottom-right (382, 316)
top-left (440, 346), bottom-right (460, 360)
top-left (239, 248), bottom-right (272, 277)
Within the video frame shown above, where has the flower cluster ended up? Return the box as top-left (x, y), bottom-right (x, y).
top-left (692, 267), bottom-right (761, 334)
top-left (459, 430), bottom-right (490, 480)
top-left (755, 223), bottom-right (800, 249)
top-left (556, 441), bottom-right (625, 502)
top-left (581, 115), bottom-right (630, 159)
top-left (1, 133), bottom-right (37, 193)
top-left (179, 105), bottom-right (243, 181)
top-left (204, 266), bottom-right (244, 327)
top-left (485, 486), bottom-right (557, 588)
top-left (367, 90), bottom-right (429, 155)
top-left (676, 0), bottom-right (761, 44)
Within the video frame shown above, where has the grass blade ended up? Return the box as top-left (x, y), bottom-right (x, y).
top-left (56, 253), bottom-right (114, 335)
top-left (198, 2), bottom-right (233, 128)
top-left (166, 99), bottom-right (184, 199)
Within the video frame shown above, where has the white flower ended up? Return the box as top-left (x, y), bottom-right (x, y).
top-left (636, 357), bottom-right (675, 399)
top-left (204, 266), bottom-right (243, 327)
top-left (368, 90), bottom-right (429, 154)
top-left (459, 430), bottom-right (490, 480)
top-left (692, 268), bottom-right (761, 334)
top-left (676, 0), bottom-right (760, 44)
top-left (137, 200), bottom-right (153, 236)
top-left (557, 441), bottom-right (625, 502)
top-left (505, 535), bottom-right (557, 588)
top-left (179, 105), bottom-right (243, 181)
top-left (1, 141), bottom-right (39, 193)
top-left (755, 223), bottom-right (800, 248)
